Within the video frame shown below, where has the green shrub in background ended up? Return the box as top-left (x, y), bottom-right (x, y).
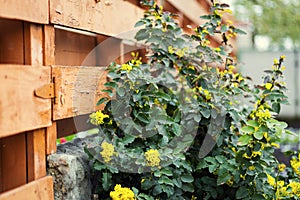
top-left (85, 0), bottom-right (300, 199)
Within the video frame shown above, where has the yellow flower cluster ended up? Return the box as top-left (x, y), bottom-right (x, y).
top-left (110, 184), bottom-right (135, 200)
top-left (243, 151), bottom-right (261, 159)
top-left (120, 64), bottom-right (133, 72)
top-left (100, 142), bottom-right (117, 163)
top-left (278, 163), bottom-right (286, 172)
top-left (267, 174), bottom-right (275, 187)
top-left (265, 83), bottom-right (273, 90)
top-left (167, 46), bottom-right (188, 58)
top-left (291, 154), bottom-right (300, 176)
top-left (250, 105), bottom-right (272, 121)
top-left (144, 149), bottom-right (160, 167)
top-left (267, 173), bottom-right (300, 198)
top-left (89, 110), bottom-right (109, 126)
top-left (198, 86), bottom-right (211, 101)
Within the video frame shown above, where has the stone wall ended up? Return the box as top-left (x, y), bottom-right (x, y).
top-left (47, 136), bottom-right (97, 200)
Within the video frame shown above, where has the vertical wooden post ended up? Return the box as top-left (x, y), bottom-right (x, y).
top-left (43, 25), bottom-right (57, 155)
top-left (26, 129), bottom-right (46, 182)
top-left (24, 23), bottom-right (47, 182)
top-left (24, 23), bottom-right (44, 66)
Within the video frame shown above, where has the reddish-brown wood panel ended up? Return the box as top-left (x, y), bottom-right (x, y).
top-left (0, 65), bottom-right (52, 138)
top-left (0, 134), bottom-right (27, 193)
top-left (0, 19), bottom-right (24, 64)
top-left (0, 176), bottom-right (54, 200)
top-left (0, 0), bottom-right (48, 24)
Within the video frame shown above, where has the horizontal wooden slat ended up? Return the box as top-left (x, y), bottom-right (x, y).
top-left (0, 176), bottom-right (54, 200)
top-left (49, 0), bottom-right (144, 36)
top-left (0, 0), bottom-right (48, 24)
top-left (0, 65), bottom-right (52, 138)
top-left (52, 66), bottom-right (107, 120)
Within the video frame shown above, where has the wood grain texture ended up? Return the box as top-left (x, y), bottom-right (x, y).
top-left (24, 23), bottom-right (44, 66)
top-left (0, 0), bottom-right (48, 24)
top-left (0, 19), bottom-right (24, 64)
top-left (49, 0), bottom-right (144, 36)
top-left (52, 65), bottom-right (107, 120)
top-left (43, 25), bottom-right (56, 66)
top-left (0, 176), bottom-right (54, 200)
top-left (45, 123), bottom-right (57, 155)
top-left (0, 134), bottom-right (27, 193)
top-left (0, 65), bottom-right (52, 138)
top-left (26, 129), bottom-right (46, 182)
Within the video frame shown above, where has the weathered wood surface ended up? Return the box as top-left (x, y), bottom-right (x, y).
top-left (0, 134), bottom-right (27, 192)
top-left (52, 66), bottom-right (107, 120)
top-left (0, 0), bottom-right (48, 24)
top-left (49, 0), bottom-right (144, 36)
top-left (24, 23), bottom-right (44, 66)
top-left (0, 65), bottom-right (52, 138)
top-left (0, 176), bottom-right (54, 200)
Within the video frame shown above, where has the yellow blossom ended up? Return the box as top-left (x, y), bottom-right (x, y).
top-left (278, 163), bottom-right (286, 172)
top-left (121, 63), bottom-right (133, 72)
top-left (248, 165), bottom-right (255, 171)
top-left (110, 184), bottom-right (135, 200)
top-left (215, 47), bottom-right (221, 52)
top-left (265, 83), bottom-right (273, 90)
top-left (288, 182), bottom-right (300, 197)
top-left (144, 149), bottom-right (160, 167)
top-left (100, 142), bottom-right (117, 163)
top-left (89, 110), bottom-right (109, 126)
top-left (274, 58), bottom-right (279, 65)
top-left (202, 29), bottom-right (209, 34)
top-left (267, 174), bottom-right (276, 187)
top-left (168, 46), bottom-right (174, 54)
top-left (280, 55), bottom-right (286, 60)
top-left (291, 155), bottom-right (300, 176)
top-left (271, 142), bottom-right (280, 149)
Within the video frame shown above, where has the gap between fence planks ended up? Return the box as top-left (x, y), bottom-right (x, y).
top-left (0, 176), bottom-right (54, 200)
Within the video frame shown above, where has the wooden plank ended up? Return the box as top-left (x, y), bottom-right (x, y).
top-left (24, 23), bottom-right (44, 66)
top-left (0, 134), bottom-right (27, 192)
top-left (43, 25), bottom-right (57, 155)
top-left (43, 25), bottom-right (56, 66)
top-left (0, 176), bottom-right (54, 200)
top-left (0, 65), bottom-right (52, 138)
top-left (0, 0), bottom-right (48, 24)
top-left (52, 66), bottom-right (107, 120)
top-left (26, 129), bottom-right (46, 182)
top-left (55, 28), bottom-right (97, 66)
top-left (49, 0), bottom-right (144, 36)
top-left (0, 19), bottom-right (24, 64)
top-left (45, 123), bottom-right (57, 155)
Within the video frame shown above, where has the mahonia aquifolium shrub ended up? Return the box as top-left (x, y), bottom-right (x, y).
top-left (85, 0), bottom-right (300, 199)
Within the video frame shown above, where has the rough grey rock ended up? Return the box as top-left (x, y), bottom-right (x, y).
top-left (47, 135), bottom-right (97, 200)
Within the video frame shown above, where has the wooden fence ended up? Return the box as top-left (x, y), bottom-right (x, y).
top-left (0, 0), bottom-right (228, 199)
